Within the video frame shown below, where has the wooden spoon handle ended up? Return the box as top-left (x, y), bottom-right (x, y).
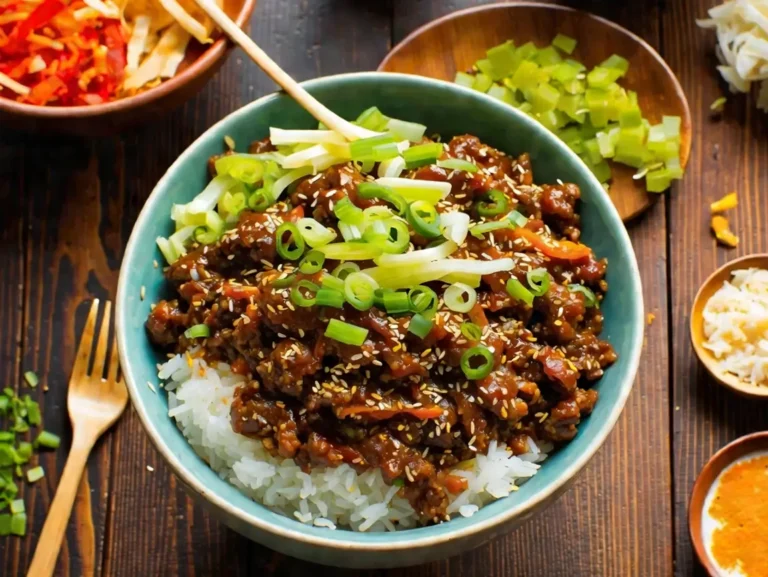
top-left (26, 429), bottom-right (96, 577)
top-left (191, 0), bottom-right (375, 141)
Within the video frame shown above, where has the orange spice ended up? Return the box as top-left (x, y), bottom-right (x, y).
top-left (708, 454), bottom-right (768, 576)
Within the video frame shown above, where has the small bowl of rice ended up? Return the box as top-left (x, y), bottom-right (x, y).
top-left (691, 254), bottom-right (768, 399)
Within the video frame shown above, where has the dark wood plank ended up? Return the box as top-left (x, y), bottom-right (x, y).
top-left (0, 137), bottom-right (26, 577)
top-left (662, 1), bottom-right (768, 575)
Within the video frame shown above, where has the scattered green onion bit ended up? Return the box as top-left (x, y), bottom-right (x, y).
top-left (444, 283), bottom-right (477, 313)
top-left (332, 262), bottom-right (360, 281)
top-left (362, 219), bottom-right (410, 254)
top-left (324, 319), bottom-right (369, 347)
top-left (316, 288), bottom-right (345, 309)
top-left (506, 277), bottom-right (534, 306)
top-left (710, 97), bottom-right (727, 112)
top-left (382, 291), bottom-right (411, 314)
top-left (526, 268), bottom-right (551, 297)
top-left (9, 499), bottom-right (23, 515)
top-left (0, 515), bottom-right (10, 536)
top-left (475, 190), bottom-right (509, 217)
top-left (408, 313), bottom-right (434, 339)
top-left (407, 201), bottom-right (441, 239)
top-left (460, 346), bottom-right (495, 380)
top-left (357, 182), bottom-right (408, 216)
top-left (344, 272), bottom-right (378, 311)
top-left (276, 222), bottom-right (306, 261)
top-left (26, 466), bottom-right (44, 484)
top-left (568, 284), bottom-right (598, 307)
top-left (272, 273), bottom-right (296, 289)
top-left (460, 322), bottom-right (483, 342)
top-left (23, 372), bottom-right (38, 388)
top-left (408, 286), bottom-right (439, 318)
top-left (290, 280), bottom-right (320, 308)
top-left (184, 324), bottom-right (210, 340)
top-left (299, 250), bottom-right (325, 275)
top-left (333, 197), bottom-right (365, 227)
top-left (35, 431), bottom-right (60, 450)
top-left (10, 513), bottom-right (25, 536)
top-left (402, 143), bottom-right (444, 169)
top-left (437, 158), bottom-right (478, 173)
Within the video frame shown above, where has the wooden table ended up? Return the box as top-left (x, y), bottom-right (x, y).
top-left (0, 0), bottom-right (764, 575)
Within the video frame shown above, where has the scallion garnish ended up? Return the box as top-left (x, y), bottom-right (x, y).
top-left (436, 158), bottom-right (478, 173)
top-left (318, 242), bottom-right (383, 261)
top-left (382, 291), bottom-right (410, 314)
top-left (316, 288), bottom-right (345, 309)
top-left (475, 190), bottom-right (509, 217)
top-left (183, 324), bottom-right (210, 340)
top-left (10, 513), bottom-right (25, 536)
top-left (276, 222), bottom-right (307, 261)
top-left (408, 313), bottom-right (434, 339)
top-left (506, 278), bottom-right (534, 306)
top-left (331, 262), bottom-right (360, 281)
top-left (408, 286), bottom-right (439, 318)
top-left (297, 218), bottom-right (337, 248)
top-left (23, 372), bottom-right (38, 389)
top-left (272, 273), bottom-right (297, 289)
top-left (248, 188), bottom-right (273, 212)
top-left (568, 284), bottom-right (598, 307)
top-left (526, 268), bottom-right (551, 296)
top-left (460, 322), bottom-right (483, 342)
top-left (299, 250), bottom-right (326, 275)
top-left (333, 197), bottom-right (365, 227)
top-left (407, 201), bottom-right (442, 239)
top-left (386, 118), bottom-right (427, 142)
top-left (402, 143), bottom-right (444, 169)
top-left (290, 280), bottom-right (320, 308)
top-left (25, 466), bottom-right (44, 483)
top-left (444, 283), bottom-right (477, 313)
top-left (324, 319), bottom-right (369, 346)
top-left (349, 134), bottom-right (397, 161)
top-left (35, 430), bottom-right (60, 450)
top-left (460, 346), bottom-right (495, 380)
top-left (344, 272), bottom-right (379, 311)
top-left (362, 219), bottom-right (410, 254)
top-left (357, 182), bottom-right (408, 216)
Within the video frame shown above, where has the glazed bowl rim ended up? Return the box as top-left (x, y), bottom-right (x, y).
top-left (116, 71), bottom-right (644, 552)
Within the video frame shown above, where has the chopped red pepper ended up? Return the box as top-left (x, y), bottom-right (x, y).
top-left (511, 227), bottom-right (592, 261)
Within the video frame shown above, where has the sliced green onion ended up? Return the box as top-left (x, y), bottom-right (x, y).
top-left (508, 210), bottom-right (528, 228)
top-left (349, 134), bottom-right (396, 160)
top-left (26, 466), bottom-right (45, 483)
top-left (363, 205), bottom-right (395, 223)
top-left (382, 291), bottom-right (410, 314)
top-left (325, 319), bottom-right (369, 346)
top-left (23, 372), bottom-right (38, 388)
top-left (276, 222), bottom-right (306, 261)
top-left (344, 272), bottom-right (379, 311)
top-left (568, 283), bottom-right (598, 307)
top-left (10, 513), bottom-right (25, 536)
top-left (215, 155), bottom-right (265, 184)
top-left (386, 118), bottom-right (427, 142)
top-left (408, 313), bottom-right (434, 339)
top-left (319, 242), bottom-right (383, 261)
top-left (444, 283), bottom-right (477, 313)
top-left (470, 219), bottom-right (511, 238)
top-left (374, 240), bottom-right (457, 267)
top-left (362, 218), bottom-right (411, 254)
top-left (299, 250), bottom-right (325, 274)
top-left (321, 274), bottom-right (345, 293)
top-left (710, 97), bottom-right (727, 112)
top-left (407, 201), bottom-right (441, 238)
top-left (9, 499), bottom-right (23, 514)
top-left (460, 322), bottom-right (482, 342)
top-left (355, 106), bottom-right (390, 132)
top-left (316, 288), bottom-right (345, 309)
top-left (290, 280), bottom-right (319, 308)
top-left (378, 156), bottom-right (407, 179)
top-left (437, 158), bottom-right (478, 173)
top-left (296, 218), bottom-right (336, 248)
top-left (440, 211), bottom-right (470, 245)
top-left (184, 324), bottom-right (210, 339)
top-left (0, 515), bottom-right (9, 536)
top-left (248, 188), bottom-right (273, 212)
top-left (35, 430), bottom-right (60, 450)
top-left (475, 190), bottom-right (509, 217)
top-left (332, 262), bottom-right (360, 280)
top-left (402, 143), bottom-right (444, 169)
top-left (506, 277), bottom-right (534, 306)
top-left (357, 182), bottom-right (408, 216)
top-left (16, 442), bottom-right (32, 462)
top-left (460, 346), bottom-right (495, 380)
top-left (375, 178), bottom-right (451, 204)
top-left (333, 197), bottom-right (365, 226)
top-left (339, 222), bottom-right (363, 242)
top-left (24, 400), bottom-right (40, 426)
top-left (272, 273), bottom-right (296, 289)
top-left (271, 166), bottom-right (313, 202)
top-left (365, 257), bottom-right (514, 289)
top-left (371, 143), bottom-right (401, 162)
top-left (526, 268), bottom-right (551, 296)
top-left (408, 286), bottom-right (439, 318)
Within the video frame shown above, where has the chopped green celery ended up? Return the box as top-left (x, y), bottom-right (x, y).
top-left (535, 46), bottom-right (563, 66)
top-left (355, 107), bottom-right (390, 132)
top-left (620, 104), bottom-right (642, 127)
top-left (0, 432), bottom-right (12, 443)
top-left (511, 60), bottom-right (541, 91)
top-left (509, 41), bottom-right (538, 71)
top-left (9, 499), bottom-right (23, 514)
top-left (565, 140), bottom-right (584, 155)
top-left (662, 115), bottom-right (682, 139)
top-left (552, 34), bottom-right (577, 54)
top-left (583, 138), bottom-right (603, 165)
top-left (0, 396), bottom-right (8, 413)
top-left (558, 94), bottom-right (586, 123)
top-left (551, 61), bottom-right (582, 84)
top-left (0, 514), bottom-right (9, 536)
top-left (537, 110), bottom-right (568, 131)
top-left (587, 66), bottom-right (624, 88)
top-left (455, 71), bottom-right (475, 88)
top-left (487, 84), bottom-right (519, 106)
top-left (530, 82), bottom-right (560, 112)
top-left (645, 168), bottom-right (673, 193)
top-left (517, 101), bottom-right (533, 114)
top-left (589, 159), bottom-right (612, 183)
top-left (0, 445), bottom-right (14, 467)
top-left (214, 155), bottom-right (265, 184)
top-left (614, 124), bottom-right (649, 168)
top-left (486, 41), bottom-right (516, 78)
top-left (596, 128), bottom-right (618, 158)
top-left (665, 157), bottom-right (684, 179)
top-left (15, 442), bottom-right (32, 462)
top-left (647, 138), bottom-right (680, 161)
top-left (10, 512), bottom-right (25, 536)
top-left (26, 465), bottom-right (44, 483)
top-left (557, 125), bottom-right (581, 144)
top-left (561, 78), bottom-right (586, 95)
top-left (600, 54), bottom-right (630, 73)
top-left (471, 72), bottom-right (493, 93)
top-left (476, 58), bottom-right (502, 81)
top-left (585, 88), bottom-right (619, 127)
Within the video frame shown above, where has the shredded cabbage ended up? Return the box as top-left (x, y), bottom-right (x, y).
top-left (698, 0), bottom-right (768, 111)
top-left (123, 24), bottom-right (191, 91)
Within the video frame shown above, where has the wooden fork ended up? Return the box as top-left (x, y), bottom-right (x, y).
top-left (27, 299), bottom-right (128, 577)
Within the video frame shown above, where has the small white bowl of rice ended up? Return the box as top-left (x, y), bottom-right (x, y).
top-left (691, 254), bottom-right (768, 399)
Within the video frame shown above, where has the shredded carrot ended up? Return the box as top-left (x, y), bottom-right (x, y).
top-left (511, 227), bottom-right (592, 261)
top-left (708, 455), bottom-right (768, 576)
top-left (338, 405), bottom-right (444, 421)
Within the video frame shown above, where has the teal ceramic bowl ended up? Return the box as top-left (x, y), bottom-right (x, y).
top-left (116, 72), bottom-right (644, 568)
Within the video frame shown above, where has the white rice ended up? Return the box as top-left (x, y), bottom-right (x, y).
top-left (703, 267), bottom-right (768, 386)
top-left (161, 352), bottom-right (549, 532)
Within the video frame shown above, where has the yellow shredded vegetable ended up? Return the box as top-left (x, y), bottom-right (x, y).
top-left (710, 192), bottom-right (738, 213)
top-left (711, 215), bottom-right (739, 248)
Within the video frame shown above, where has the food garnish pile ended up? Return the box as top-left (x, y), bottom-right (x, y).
top-left (0, 0), bottom-right (217, 106)
top-left (147, 108), bottom-right (616, 524)
top-left (454, 35), bottom-right (685, 194)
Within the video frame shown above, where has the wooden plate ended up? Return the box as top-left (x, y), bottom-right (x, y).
top-left (690, 253), bottom-right (768, 399)
top-left (378, 2), bottom-right (692, 222)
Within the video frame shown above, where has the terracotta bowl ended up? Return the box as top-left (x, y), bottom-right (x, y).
top-left (689, 432), bottom-right (768, 576)
top-left (0, 0), bottom-right (256, 136)
top-left (690, 253), bottom-right (768, 399)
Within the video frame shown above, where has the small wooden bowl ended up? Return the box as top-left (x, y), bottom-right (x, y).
top-left (378, 2), bottom-right (692, 222)
top-left (690, 253), bottom-right (768, 399)
top-left (689, 432), bottom-right (768, 576)
top-left (0, 0), bottom-right (256, 136)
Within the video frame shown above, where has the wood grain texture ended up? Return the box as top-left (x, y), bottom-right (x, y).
top-left (662, 0), bottom-right (768, 575)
